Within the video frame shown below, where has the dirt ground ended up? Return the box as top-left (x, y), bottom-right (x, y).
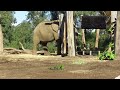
top-left (0, 54), bottom-right (120, 79)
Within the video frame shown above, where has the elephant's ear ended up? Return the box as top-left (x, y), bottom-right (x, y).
top-left (51, 23), bottom-right (59, 32)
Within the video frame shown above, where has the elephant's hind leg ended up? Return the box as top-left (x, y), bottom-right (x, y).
top-left (33, 36), bottom-right (40, 55)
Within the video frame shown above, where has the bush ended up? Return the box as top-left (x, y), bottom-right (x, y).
top-left (99, 42), bottom-right (115, 60)
top-left (99, 50), bottom-right (115, 60)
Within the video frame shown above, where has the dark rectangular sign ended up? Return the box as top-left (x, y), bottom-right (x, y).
top-left (81, 16), bottom-right (107, 29)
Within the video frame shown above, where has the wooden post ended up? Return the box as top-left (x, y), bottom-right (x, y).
top-left (0, 24), bottom-right (3, 54)
top-left (60, 13), bottom-right (67, 56)
top-left (115, 11), bottom-right (120, 59)
top-left (82, 29), bottom-right (86, 49)
top-left (95, 29), bottom-right (100, 50)
top-left (111, 11), bottom-right (117, 23)
top-left (63, 16), bottom-right (67, 55)
top-left (57, 13), bottom-right (64, 55)
top-left (82, 51), bottom-right (85, 55)
top-left (98, 51), bottom-right (100, 56)
top-left (108, 11), bottom-right (117, 53)
top-left (66, 11), bottom-right (75, 56)
top-left (90, 51), bottom-right (92, 55)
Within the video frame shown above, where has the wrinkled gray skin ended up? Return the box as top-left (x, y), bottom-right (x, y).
top-left (33, 21), bottom-right (59, 55)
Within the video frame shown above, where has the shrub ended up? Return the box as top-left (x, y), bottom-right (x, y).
top-left (49, 65), bottom-right (64, 70)
top-left (99, 42), bottom-right (115, 60)
top-left (99, 50), bottom-right (115, 60)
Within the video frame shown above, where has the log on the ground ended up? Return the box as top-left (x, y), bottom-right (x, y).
top-left (4, 48), bottom-right (22, 54)
top-left (3, 48), bottom-right (51, 55)
top-left (3, 48), bottom-right (32, 54)
top-left (3, 42), bottom-right (51, 55)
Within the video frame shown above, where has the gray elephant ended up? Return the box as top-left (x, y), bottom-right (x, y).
top-left (32, 20), bottom-right (80, 55)
top-left (32, 20), bottom-right (60, 55)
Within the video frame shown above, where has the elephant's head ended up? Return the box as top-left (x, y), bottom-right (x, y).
top-left (51, 21), bottom-right (59, 33)
top-left (45, 20), bottom-right (59, 33)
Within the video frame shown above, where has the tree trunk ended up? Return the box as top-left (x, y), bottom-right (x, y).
top-left (95, 29), bottom-right (100, 50)
top-left (63, 17), bottom-right (67, 55)
top-left (114, 11), bottom-right (120, 59)
top-left (0, 24), bottom-right (3, 54)
top-left (57, 13), bottom-right (64, 55)
top-left (108, 11), bottom-right (117, 52)
top-left (111, 11), bottom-right (117, 23)
top-left (82, 29), bottom-right (86, 49)
top-left (66, 11), bottom-right (75, 56)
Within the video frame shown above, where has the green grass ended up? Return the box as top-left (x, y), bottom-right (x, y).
top-left (49, 64), bottom-right (64, 70)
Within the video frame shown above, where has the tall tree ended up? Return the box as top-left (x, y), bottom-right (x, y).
top-left (0, 11), bottom-right (16, 47)
top-left (11, 21), bottom-right (33, 49)
top-left (26, 11), bottom-right (46, 29)
top-left (115, 11), bottom-right (120, 58)
top-left (66, 11), bottom-right (75, 56)
top-left (0, 22), bottom-right (3, 53)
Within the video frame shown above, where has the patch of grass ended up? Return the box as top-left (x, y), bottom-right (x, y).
top-left (72, 60), bottom-right (85, 65)
top-left (49, 64), bottom-right (64, 70)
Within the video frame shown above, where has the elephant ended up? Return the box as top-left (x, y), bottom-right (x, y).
top-left (32, 20), bottom-right (60, 55)
top-left (32, 20), bottom-right (80, 55)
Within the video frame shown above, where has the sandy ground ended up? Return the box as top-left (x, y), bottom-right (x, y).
top-left (0, 54), bottom-right (120, 79)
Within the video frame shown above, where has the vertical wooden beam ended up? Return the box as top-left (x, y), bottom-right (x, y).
top-left (95, 29), bottom-right (100, 50)
top-left (60, 13), bottom-right (67, 56)
top-left (82, 29), bottom-right (86, 49)
top-left (98, 51), bottom-right (100, 56)
top-left (63, 16), bottom-right (67, 55)
top-left (0, 24), bottom-right (3, 54)
top-left (66, 11), bottom-right (75, 56)
top-left (111, 11), bottom-right (117, 23)
top-left (115, 11), bottom-right (120, 59)
top-left (57, 13), bottom-right (64, 55)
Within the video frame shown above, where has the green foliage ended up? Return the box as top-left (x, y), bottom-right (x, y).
top-left (108, 42), bottom-right (114, 48)
top-left (49, 64), bottom-right (64, 70)
top-left (99, 42), bottom-right (115, 60)
top-left (26, 11), bottom-right (47, 28)
top-left (50, 11), bottom-right (59, 20)
top-left (47, 42), bottom-right (57, 53)
top-left (99, 50), bottom-right (115, 60)
top-left (74, 11), bottom-right (97, 17)
top-left (99, 32), bottom-right (110, 51)
top-left (0, 11), bottom-right (115, 55)
top-left (77, 29), bottom-right (96, 50)
top-left (0, 11), bottom-right (16, 47)
top-left (10, 21), bottom-right (33, 49)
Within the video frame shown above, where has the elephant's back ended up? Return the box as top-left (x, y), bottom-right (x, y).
top-left (34, 22), bottom-right (52, 33)
top-left (33, 21), bottom-right (55, 41)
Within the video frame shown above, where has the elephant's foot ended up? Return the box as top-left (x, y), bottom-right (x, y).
top-left (43, 46), bottom-right (48, 51)
top-left (37, 50), bottom-right (50, 56)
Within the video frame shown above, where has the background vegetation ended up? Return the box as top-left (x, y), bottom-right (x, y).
top-left (0, 11), bottom-right (112, 53)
